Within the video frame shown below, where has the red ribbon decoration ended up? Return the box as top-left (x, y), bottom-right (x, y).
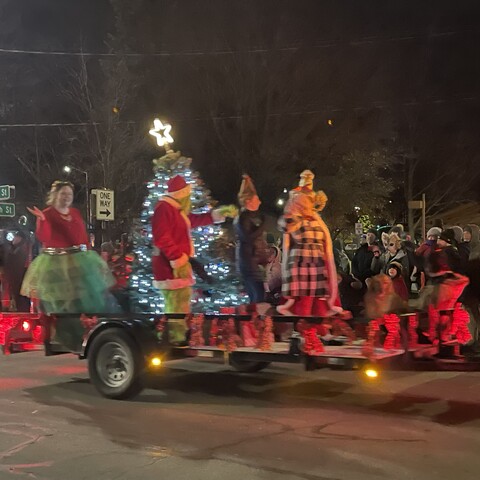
top-left (187, 314), bottom-right (205, 347)
top-left (383, 314), bottom-right (401, 350)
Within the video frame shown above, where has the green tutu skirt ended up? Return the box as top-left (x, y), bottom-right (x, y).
top-left (21, 250), bottom-right (117, 314)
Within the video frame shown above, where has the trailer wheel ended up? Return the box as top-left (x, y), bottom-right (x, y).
top-left (229, 358), bottom-right (271, 373)
top-left (88, 329), bottom-right (144, 399)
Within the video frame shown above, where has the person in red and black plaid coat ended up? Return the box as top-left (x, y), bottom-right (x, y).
top-left (278, 190), bottom-right (342, 317)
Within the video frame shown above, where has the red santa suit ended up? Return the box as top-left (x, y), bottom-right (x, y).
top-left (151, 175), bottom-right (225, 313)
top-left (152, 198), bottom-right (217, 289)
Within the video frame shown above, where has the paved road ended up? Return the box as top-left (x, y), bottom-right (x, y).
top-left (1, 351), bottom-right (480, 479)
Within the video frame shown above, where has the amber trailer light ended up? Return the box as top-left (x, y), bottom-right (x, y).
top-left (150, 357), bottom-right (162, 367)
top-left (364, 368), bottom-right (379, 379)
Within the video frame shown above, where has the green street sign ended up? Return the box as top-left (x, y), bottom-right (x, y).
top-left (0, 203), bottom-right (15, 217)
top-left (0, 185), bottom-right (11, 201)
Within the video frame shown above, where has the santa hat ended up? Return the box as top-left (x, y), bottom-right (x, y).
top-left (238, 174), bottom-right (258, 206)
top-left (167, 175), bottom-right (191, 199)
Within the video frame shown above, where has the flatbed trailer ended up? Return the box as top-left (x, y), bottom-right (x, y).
top-left (1, 309), bottom-right (477, 399)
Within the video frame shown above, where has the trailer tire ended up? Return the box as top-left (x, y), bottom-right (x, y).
top-left (88, 329), bottom-right (144, 399)
top-left (229, 358), bottom-right (271, 373)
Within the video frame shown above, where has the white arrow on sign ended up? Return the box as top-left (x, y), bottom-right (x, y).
top-left (95, 189), bottom-right (115, 221)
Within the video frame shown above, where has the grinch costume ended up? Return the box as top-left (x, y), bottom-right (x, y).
top-left (152, 175), bottom-right (236, 316)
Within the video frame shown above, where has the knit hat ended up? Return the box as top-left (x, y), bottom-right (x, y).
top-left (427, 227), bottom-right (442, 238)
top-left (387, 261), bottom-right (403, 276)
top-left (167, 175), bottom-right (191, 199)
top-left (450, 226), bottom-right (463, 244)
top-left (439, 228), bottom-right (456, 245)
top-left (238, 174), bottom-right (258, 206)
top-left (463, 225), bottom-right (473, 235)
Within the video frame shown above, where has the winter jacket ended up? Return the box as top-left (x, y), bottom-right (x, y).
top-left (467, 224), bottom-right (480, 260)
top-left (352, 244), bottom-right (374, 282)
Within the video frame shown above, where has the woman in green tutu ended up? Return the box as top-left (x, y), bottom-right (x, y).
top-left (21, 180), bottom-right (117, 314)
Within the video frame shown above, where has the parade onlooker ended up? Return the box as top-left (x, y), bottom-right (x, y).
top-left (382, 233), bottom-right (410, 282)
top-left (437, 229), bottom-right (462, 273)
top-left (370, 244), bottom-right (383, 276)
top-left (4, 231), bottom-right (31, 312)
top-left (463, 225), bottom-right (480, 261)
top-left (451, 226), bottom-right (470, 273)
top-left (387, 261), bottom-right (409, 301)
top-left (416, 227), bottom-right (441, 259)
top-left (21, 180), bottom-right (118, 314)
top-left (351, 229), bottom-right (378, 284)
top-left (333, 238), bottom-right (351, 275)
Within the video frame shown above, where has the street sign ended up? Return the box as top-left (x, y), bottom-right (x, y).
top-left (0, 185), bottom-right (13, 201)
top-left (354, 222), bottom-right (363, 235)
top-left (408, 200), bottom-right (424, 209)
top-left (95, 189), bottom-right (115, 221)
top-left (0, 203), bottom-right (15, 217)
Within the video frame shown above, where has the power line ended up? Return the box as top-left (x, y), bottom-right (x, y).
top-left (0, 30), bottom-right (477, 58)
top-left (0, 94), bottom-right (478, 129)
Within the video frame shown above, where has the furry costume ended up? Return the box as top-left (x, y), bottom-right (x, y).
top-left (152, 175), bottom-right (237, 317)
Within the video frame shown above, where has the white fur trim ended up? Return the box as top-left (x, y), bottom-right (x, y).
top-left (167, 184), bottom-right (191, 199)
top-left (153, 277), bottom-right (195, 290)
top-left (170, 253), bottom-right (189, 269)
top-left (211, 209), bottom-right (225, 223)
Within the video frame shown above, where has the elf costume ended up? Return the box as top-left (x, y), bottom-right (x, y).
top-left (152, 175), bottom-right (237, 317)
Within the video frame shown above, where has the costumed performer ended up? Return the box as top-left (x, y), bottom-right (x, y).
top-left (21, 180), bottom-right (117, 314)
top-left (234, 174), bottom-right (268, 305)
top-left (151, 174), bottom-right (237, 319)
top-left (277, 170), bottom-right (342, 316)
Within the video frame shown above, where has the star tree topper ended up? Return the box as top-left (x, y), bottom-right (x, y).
top-left (149, 118), bottom-right (174, 148)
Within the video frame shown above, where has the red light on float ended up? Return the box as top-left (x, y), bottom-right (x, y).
top-left (22, 321), bottom-right (31, 332)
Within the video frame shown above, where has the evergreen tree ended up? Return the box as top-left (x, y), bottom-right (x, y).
top-left (129, 149), bottom-right (247, 313)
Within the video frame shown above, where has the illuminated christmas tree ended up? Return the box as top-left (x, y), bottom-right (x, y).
top-left (129, 120), bottom-right (247, 313)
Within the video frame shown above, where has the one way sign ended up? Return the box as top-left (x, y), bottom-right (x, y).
top-left (95, 189), bottom-right (115, 221)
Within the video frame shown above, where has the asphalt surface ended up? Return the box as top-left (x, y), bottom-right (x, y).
top-left (1, 351), bottom-right (480, 479)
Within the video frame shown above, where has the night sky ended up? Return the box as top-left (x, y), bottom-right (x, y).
top-left (1, 0), bottom-right (480, 222)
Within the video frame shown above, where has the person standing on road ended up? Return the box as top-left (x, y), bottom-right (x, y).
top-left (4, 231), bottom-right (31, 312)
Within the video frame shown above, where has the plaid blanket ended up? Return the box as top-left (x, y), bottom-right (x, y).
top-left (282, 219), bottom-right (329, 297)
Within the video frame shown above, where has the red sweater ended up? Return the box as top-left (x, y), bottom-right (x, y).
top-left (36, 207), bottom-right (89, 248)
